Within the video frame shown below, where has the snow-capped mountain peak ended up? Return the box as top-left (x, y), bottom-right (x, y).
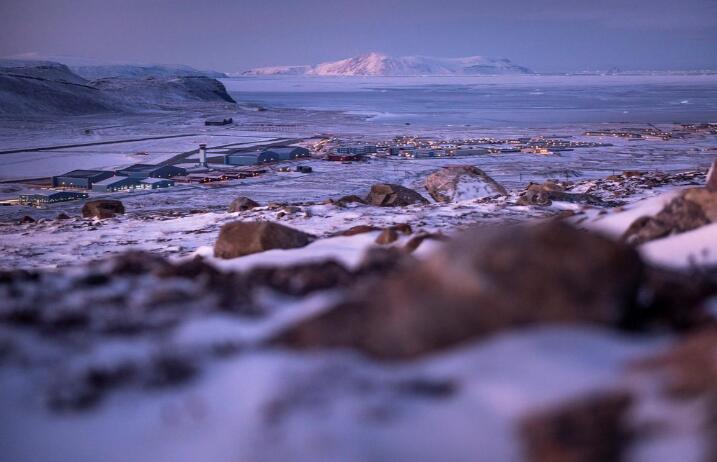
top-left (242, 52), bottom-right (532, 76)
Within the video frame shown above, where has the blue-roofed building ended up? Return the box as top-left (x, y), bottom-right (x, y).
top-left (115, 164), bottom-right (187, 179)
top-left (92, 176), bottom-right (140, 192)
top-left (52, 170), bottom-right (114, 189)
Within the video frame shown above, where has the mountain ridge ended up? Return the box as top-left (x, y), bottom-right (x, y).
top-left (242, 52), bottom-right (532, 76)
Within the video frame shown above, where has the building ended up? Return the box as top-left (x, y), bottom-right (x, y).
top-left (92, 176), bottom-right (140, 192)
top-left (52, 170), bottom-right (114, 189)
top-left (205, 116), bottom-right (233, 126)
top-left (263, 146), bottom-right (311, 161)
top-left (335, 145), bottom-right (377, 156)
top-left (224, 146), bottom-right (309, 166)
top-left (327, 153), bottom-right (363, 162)
top-left (19, 191), bottom-right (88, 207)
top-left (138, 178), bottom-right (175, 189)
top-left (115, 164), bottom-right (187, 179)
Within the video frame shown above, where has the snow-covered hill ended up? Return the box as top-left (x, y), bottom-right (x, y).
top-left (0, 59), bottom-right (235, 115)
top-left (71, 64), bottom-right (226, 80)
top-left (242, 52), bottom-right (532, 76)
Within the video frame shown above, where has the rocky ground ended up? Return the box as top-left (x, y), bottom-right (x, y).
top-left (1, 161), bottom-right (717, 461)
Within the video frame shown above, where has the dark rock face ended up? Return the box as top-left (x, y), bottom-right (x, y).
top-left (81, 200), bottom-right (125, 219)
top-left (518, 182), bottom-right (605, 207)
top-left (246, 260), bottom-right (353, 296)
top-left (622, 192), bottom-right (712, 245)
top-left (228, 196), bottom-right (260, 212)
top-left (519, 391), bottom-right (634, 462)
top-left (214, 221), bottom-right (314, 259)
top-left (275, 222), bottom-right (646, 359)
top-left (425, 165), bottom-right (507, 203)
top-left (56, 212), bottom-right (70, 220)
top-left (19, 215), bottom-right (35, 224)
top-left (365, 183), bottom-right (429, 207)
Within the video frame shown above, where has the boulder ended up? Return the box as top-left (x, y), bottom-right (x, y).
top-left (275, 222), bottom-right (645, 359)
top-left (81, 200), bottom-right (125, 219)
top-left (519, 391), bottom-right (634, 462)
top-left (19, 215), bottom-right (35, 224)
top-left (214, 221), bottom-right (314, 259)
top-left (622, 192), bottom-right (712, 245)
top-left (425, 165), bottom-right (507, 203)
top-left (56, 212), bottom-right (71, 220)
top-left (375, 228), bottom-right (398, 245)
top-left (228, 196), bottom-right (259, 212)
top-left (335, 195), bottom-right (367, 206)
top-left (518, 182), bottom-right (604, 207)
top-left (706, 159), bottom-right (717, 192)
top-left (336, 225), bottom-right (379, 236)
top-left (365, 183), bottom-right (429, 207)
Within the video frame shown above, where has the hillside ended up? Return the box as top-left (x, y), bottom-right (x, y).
top-left (243, 52), bottom-right (532, 76)
top-left (71, 63), bottom-right (226, 80)
top-left (0, 59), bottom-right (235, 115)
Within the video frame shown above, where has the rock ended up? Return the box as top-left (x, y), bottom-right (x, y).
top-left (403, 232), bottom-right (448, 253)
top-left (425, 165), bottom-right (507, 203)
top-left (19, 215), bottom-right (35, 224)
top-left (335, 195), bottom-right (367, 206)
top-left (375, 228), bottom-right (398, 245)
top-left (275, 222), bottom-right (645, 359)
top-left (246, 260), bottom-right (353, 296)
top-left (365, 183), bottom-right (429, 207)
top-left (81, 200), bottom-right (125, 219)
top-left (391, 223), bottom-right (413, 235)
top-left (519, 391), bottom-right (634, 462)
top-left (56, 212), bottom-right (70, 220)
top-left (518, 182), bottom-right (605, 207)
top-left (707, 159), bottom-right (717, 192)
top-left (683, 187), bottom-right (717, 222)
top-left (214, 221), bottom-right (314, 259)
top-left (228, 196), bottom-right (259, 212)
top-left (622, 194), bottom-right (710, 245)
top-left (336, 225), bottom-right (380, 236)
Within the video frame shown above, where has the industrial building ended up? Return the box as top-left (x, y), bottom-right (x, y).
top-left (92, 176), bottom-right (140, 193)
top-left (263, 146), bottom-right (311, 160)
top-left (115, 164), bottom-right (187, 179)
top-left (205, 116), bottom-right (233, 126)
top-left (52, 170), bottom-right (114, 189)
top-left (137, 178), bottom-right (175, 189)
top-left (335, 145), bottom-right (377, 156)
top-left (19, 191), bottom-right (88, 207)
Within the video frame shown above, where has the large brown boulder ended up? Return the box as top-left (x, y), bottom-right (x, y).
top-left (622, 189), bottom-right (714, 245)
top-left (365, 183), bottom-right (429, 207)
top-left (425, 165), bottom-right (507, 203)
top-left (228, 196), bottom-right (259, 212)
top-left (275, 222), bottom-right (645, 359)
top-left (214, 221), bottom-right (314, 259)
top-left (81, 200), bottom-right (125, 219)
top-left (519, 391), bottom-right (634, 462)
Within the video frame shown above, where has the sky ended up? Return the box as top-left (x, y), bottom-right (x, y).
top-left (0, 0), bottom-right (715, 73)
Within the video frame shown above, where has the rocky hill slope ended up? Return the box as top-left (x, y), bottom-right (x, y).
top-left (0, 59), bottom-right (235, 115)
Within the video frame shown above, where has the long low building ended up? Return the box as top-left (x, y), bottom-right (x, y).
top-left (224, 146), bottom-right (310, 166)
top-left (52, 170), bottom-right (114, 189)
top-left (115, 164), bottom-right (187, 179)
top-left (92, 176), bottom-right (176, 192)
top-left (19, 191), bottom-right (88, 207)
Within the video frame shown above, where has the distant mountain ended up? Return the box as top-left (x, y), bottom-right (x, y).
top-left (0, 59), bottom-right (234, 116)
top-left (242, 52), bottom-right (532, 76)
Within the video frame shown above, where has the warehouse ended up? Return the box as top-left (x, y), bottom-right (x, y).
top-left (116, 164), bottom-right (187, 179)
top-left (19, 191), bottom-right (88, 207)
top-left (265, 146), bottom-right (311, 160)
top-left (52, 170), bottom-right (114, 189)
top-left (138, 178), bottom-right (175, 189)
top-left (92, 176), bottom-right (140, 192)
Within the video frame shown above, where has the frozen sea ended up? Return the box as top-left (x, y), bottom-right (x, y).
top-left (223, 74), bottom-right (717, 128)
